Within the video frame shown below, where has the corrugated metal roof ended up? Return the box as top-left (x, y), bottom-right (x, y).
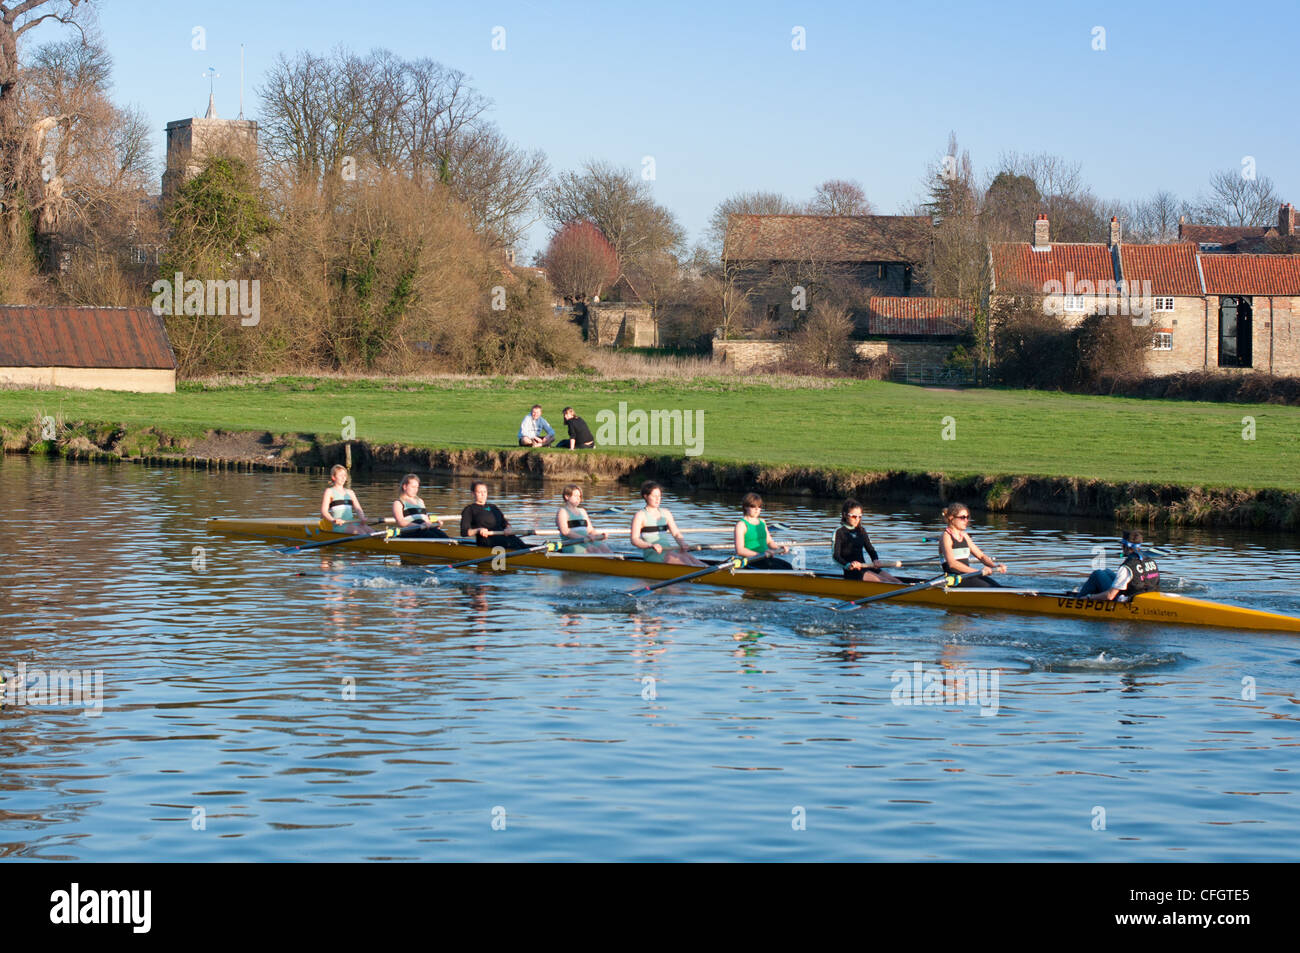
top-left (723, 214), bottom-right (932, 263)
top-left (1199, 254), bottom-right (1300, 295)
top-left (0, 306), bottom-right (177, 369)
top-left (867, 296), bottom-right (972, 335)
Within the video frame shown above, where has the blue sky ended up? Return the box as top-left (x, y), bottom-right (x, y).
top-left (63, 0), bottom-right (1300, 255)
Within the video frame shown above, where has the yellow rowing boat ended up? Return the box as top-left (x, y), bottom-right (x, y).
top-left (208, 518), bottom-right (1300, 634)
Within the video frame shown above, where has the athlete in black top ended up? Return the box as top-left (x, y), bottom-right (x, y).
top-left (562, 407), bottom-right (595, 449)
top-left (832, 500), bottom-right (903, 583)
top-left (459, 482), bottom-right (528, 549)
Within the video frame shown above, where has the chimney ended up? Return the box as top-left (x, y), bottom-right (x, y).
top-left (1281, 203), bottom-right (1296, 237)
top-left (1033, 213), bottom-right (1049, 248)
top-left (1109, 216), bottom-right (1121, 246)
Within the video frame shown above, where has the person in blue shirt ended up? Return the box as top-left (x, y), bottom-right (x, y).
top-left (518, 404), bottom-right (555, 447)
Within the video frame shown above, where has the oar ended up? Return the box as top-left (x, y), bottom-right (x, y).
top-left (426, 537), bottom-right (581, 573)
top-left (275, 527), bottom-right (388, 554)
top-left (624, 556), bottom-right (747, 597)
top-left (831, 569), bottom-right (984, 613)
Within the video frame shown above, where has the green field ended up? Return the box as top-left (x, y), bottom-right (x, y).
top-left (1, 376), bottom-right (1297, 490)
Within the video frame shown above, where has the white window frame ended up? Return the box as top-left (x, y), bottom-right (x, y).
top-left (1154, 296), bottom-right (1175, 312)
top-left (1062, 294), bottom-right (1088, 313)
top-left (1152, 330), bottom-right (1173, 351)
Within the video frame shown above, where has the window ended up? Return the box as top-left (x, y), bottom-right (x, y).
top-left (1155, 297), bottom-right (1175, 312)
top-left (1062, 295), bottom-right (1087, 313)
top-left (878, 264), bottom-right (888, 280)
top-left (1152, 331), bottom-right (1173, 351)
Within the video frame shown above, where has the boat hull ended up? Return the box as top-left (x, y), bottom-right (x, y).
top-left (207, 518), bottom-right (1300, 633)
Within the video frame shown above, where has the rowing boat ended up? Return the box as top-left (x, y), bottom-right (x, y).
top-left (208, 517), bottom-right (1300, 633)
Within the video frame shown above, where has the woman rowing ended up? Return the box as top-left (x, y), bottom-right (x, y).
top-left (630, 481), bottom-right (705, 566)
top-left (733, 492), bottom-right (792, 569)
top-left (389, 473), bottom-right (449, 539)
top-left (938, 502), bottom-right (1005, 587)
top-left (459, 481), bottom-right (529, 550)
top-left (833, 499), bottom-right (903, 583)
top-left (556, 484), bottom-right (613, 554)
top-left (320, 464), bottom-right (368, 531)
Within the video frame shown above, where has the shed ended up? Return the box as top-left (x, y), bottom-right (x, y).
top-left (0, 306), bottom-right (178, 392)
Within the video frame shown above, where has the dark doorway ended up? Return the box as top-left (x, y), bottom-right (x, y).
top-left (1218, 296), bottom-right (1253, 367)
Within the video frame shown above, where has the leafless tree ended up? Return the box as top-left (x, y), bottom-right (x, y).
top-left (444, 122), bottom-right (547, 250)
top-left (1192, 169), bottom-right (1280, 227)
top-left (540, 159), bottom-right (685, 270)
top-left (1125, 190), bottom-right (1182, 243)
top-left (0, 0), bottom-right (94, 250)
top-left (705, 189), bottom-right (798, 259)
top-left (808, 178), bottom-right (873, 216)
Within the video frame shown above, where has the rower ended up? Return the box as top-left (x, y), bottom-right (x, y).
top-left (389, 474), bottom-right (449, 539)
top-left (833, 499), bottom-right (903, 583)
top-left (459, 481), bottom-right (529, 550)
top-left (938, 503), bottom-right (1005, 587)
top-left (556, 484), bottom-right (612, 554)
top-left (733, 492), bottom-right (792, 570)
top-left (630, 481), bottom-right (706, 567)
top-left (320, 464), bottom-right (368, 531)
top-left (1076, 531), bottom-right (1160, 601)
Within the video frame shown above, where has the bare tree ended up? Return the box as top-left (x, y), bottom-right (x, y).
top-left (540, 159), bottom-right (685, 271)
top-left (705, 189), bottom-right (798, 260)
top-left (808, 178), bottom-right (873, 216)
top-left (0, 0), bottom-right (94, 249)
top-left (1193, 169), bottom-right (1280, 226)
top-left (1126, 190), bottom-right (1182, 243)
top-left (444, 122), bottom-right (547, 250)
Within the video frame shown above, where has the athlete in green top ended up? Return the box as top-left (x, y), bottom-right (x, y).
top-left (733, 492), bottom-right (792, 570)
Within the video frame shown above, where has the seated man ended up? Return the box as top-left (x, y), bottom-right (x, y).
top-left (561, 406), bottom-right (595, 449)
top-left (518, 404), bottom-right (555, 447)
top-left (1075, 532), bottom-right (1160, 601)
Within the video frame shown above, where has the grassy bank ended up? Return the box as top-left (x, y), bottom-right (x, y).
top-left (1, 375), bottom-right (1297, 491)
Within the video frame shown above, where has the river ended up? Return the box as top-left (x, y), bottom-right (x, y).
top-left (0, 456), bottom-right (1296, 861)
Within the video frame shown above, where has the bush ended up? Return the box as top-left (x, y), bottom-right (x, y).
top-left (991, 295), bottom-right (1073, 388)
top-left (1072, 312), bottom-right (1151, 392)
top-left (791, 302), bottom-right (855, 370)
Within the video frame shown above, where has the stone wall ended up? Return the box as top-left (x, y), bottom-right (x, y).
top-left (589, 303), bottom-right (656, 347)
top-left (0, 367), bottom-right (176, 393)
top-left (712, 338), bottom-right (957, 372)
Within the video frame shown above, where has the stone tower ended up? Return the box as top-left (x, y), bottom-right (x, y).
top-left (162, 93), bottom-right (258, 204)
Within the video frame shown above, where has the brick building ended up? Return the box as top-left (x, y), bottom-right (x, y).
top-left (1178, 203), bottom-right (1297, 253)
top-left (989, 213), bottom-right (1300, 375)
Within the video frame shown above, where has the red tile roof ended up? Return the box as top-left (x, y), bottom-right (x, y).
top-left (1199, 255), bottom-right (1300, 295)
top-left (1117, 243), bottom-right (1203, 296)
top-left (989, 242), bottom-right (1117, 291)
top-left (0, 306), bottom-right (177, 369)
top-left (723, 214), bottom-right (931, 263)
top-left (867, 297), bottom-right (972, 335)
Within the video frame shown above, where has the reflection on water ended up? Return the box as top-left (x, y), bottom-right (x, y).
top-left (0, 456), bottom-right (1297, 860)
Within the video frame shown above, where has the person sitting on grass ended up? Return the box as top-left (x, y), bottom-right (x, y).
top-left (518, 404), bottom-right (555, 447)
top-left (561, 407), bottom-right (595, 449)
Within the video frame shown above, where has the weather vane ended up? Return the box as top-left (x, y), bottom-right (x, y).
top-left (202, 65), bottom-right (220, 97)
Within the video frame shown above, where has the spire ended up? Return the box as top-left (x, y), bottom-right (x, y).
top-left (205, 92), bottom-right (218, 119)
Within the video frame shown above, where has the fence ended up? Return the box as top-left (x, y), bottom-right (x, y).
top-left (890, 362), bottom-right (974, 386)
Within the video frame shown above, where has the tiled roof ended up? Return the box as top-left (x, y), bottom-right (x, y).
top-left (723, 214), bottom-right (931, 263)
top-left (0, 306), bottom-right (177, 369)
top-left (989, 242), bottom-right (1117, 290)
top-left (1179, 224), bottom-right (1273, 246)
top-left (1117, 243), bottom-right (1203, 296)
top-left (1199, 254), bottom-right (1300, 295)
top-left (867, 297), bottom-right (972, 335)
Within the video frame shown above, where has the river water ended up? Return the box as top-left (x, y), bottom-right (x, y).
top-left (0, 456), bottom-right (1297, 861)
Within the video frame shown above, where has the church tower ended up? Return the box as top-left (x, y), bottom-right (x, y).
top-left (162, 92), bottom-right (258, 204)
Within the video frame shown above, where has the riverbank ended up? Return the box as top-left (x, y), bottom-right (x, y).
top-left (2, 376), bottom-right (1298, 529)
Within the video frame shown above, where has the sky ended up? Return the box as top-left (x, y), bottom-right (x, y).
top-left (55, 0), bottom-right (1300, 257)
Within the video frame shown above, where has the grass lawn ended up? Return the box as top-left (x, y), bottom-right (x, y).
top-left (1, 376), bottom-right (1296, 490)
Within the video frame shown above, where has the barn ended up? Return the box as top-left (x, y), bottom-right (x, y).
top-left (0, 306), bottom-right (178, 393)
